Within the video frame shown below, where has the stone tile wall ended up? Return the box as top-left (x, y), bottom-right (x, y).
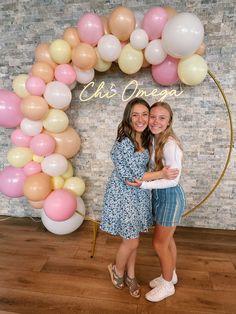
top-left (0, 0), bottom-right (235, 229)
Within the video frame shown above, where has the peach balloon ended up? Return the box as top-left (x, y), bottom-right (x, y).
top-left (20, 95), bottom-right (49, 121)
top-left (45, 127), bottom-right (81, 159)
top-left (142, 54), bottom-right (151, 68)
top-left (63, 27), bottom-right (80, 48)
top-left (28, 199), bottom-right (44, 209)
top-left (164, 6), bottom-right (177, 19)
top-left (72, 43), bottom-right (97, 70)
top-left (195, 42), bottom-right (206, 56)
top-left (23, 172), bottom-right (52, 201)
top-left (31, 62), bottom-right (54, 83)
top-left (100, 16), bottom-right (111, 34)
top-left (108, 6), bottom-right (135, 41)
top-left (35, 43), bottom-right (57, 69)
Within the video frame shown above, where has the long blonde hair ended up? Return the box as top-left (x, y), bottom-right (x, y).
top-left (151, 102), bottom-right (182, 171)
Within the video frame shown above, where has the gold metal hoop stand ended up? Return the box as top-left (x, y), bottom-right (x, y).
top-left (88, 69), bottom-right (234, 257)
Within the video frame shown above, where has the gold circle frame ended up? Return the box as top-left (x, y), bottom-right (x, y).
top-left (182, 70), bottom-right (234, 217)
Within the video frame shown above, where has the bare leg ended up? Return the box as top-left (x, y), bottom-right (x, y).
top-left (169, 237), bottom-right (177, 270)
top-left (152, 225), bottom-right (176, 281)
top-left (115, 238), bottom-right (139, 277)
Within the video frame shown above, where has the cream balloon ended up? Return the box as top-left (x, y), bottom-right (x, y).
top-left (49, 39), bottom-right (72, 64)
top-left (62, 161), bottom-right (73, 179)
top-left (178, 54), bottom-right (208, 86)
top-left (44, 81), bottom-right (72, 109)
top-left (51, 176), bottom-right (65, 190)
top-left (20, 118), bottom-right (43, 136)
top-left (74, 67), bottom-right (95, 84)
top-left (41, 153), bottom-right (68, 177)
top-left (144, 39), bottom-right (167, 65)
top-left (64, 176), bottom-right (85, 196)
top-left (97, 34), bottom-right (122, 62)
top-left (94, 48), bottom-right (112, 72)
top-left (130, 28), bottom-right (149, 50)
top-left (118, 44), bottom-right (143, 74)
top-left (43, 109), bottom-right (69, 133)
top-left (162, 12), bottom-right (204, 58)
top-left (12, 74), bottom-right (30, 98)
top-left (7, 147), bottom-right (33, 168)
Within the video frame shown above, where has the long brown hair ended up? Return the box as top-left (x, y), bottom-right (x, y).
top-left (117, 97), bottom-right (151, 150)
top-left (151, 102), bottom-right (182, 170)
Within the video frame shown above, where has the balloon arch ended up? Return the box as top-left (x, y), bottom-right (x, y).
top-left (0, 6), bottom-right (208, 235)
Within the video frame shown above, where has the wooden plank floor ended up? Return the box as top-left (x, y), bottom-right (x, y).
top-left (0, 217), bottom-right (235, 314)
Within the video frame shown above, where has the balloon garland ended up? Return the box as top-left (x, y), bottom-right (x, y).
top-left (0, 6), bottom-right (208, 235)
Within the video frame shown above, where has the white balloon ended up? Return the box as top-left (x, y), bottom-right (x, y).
top-left (69, 80), bottom-right (77, 90)
top-left (162, 12), bottom-right (204, 58)
top-left (41, 210), bottom-right (84, 235)
top-left (76, 196), bottom-right (86, 216)
top-left (44, 81), bottom-right (72, 109)
top-left (130, 28), bottom-right (149, 50)
top-left (20, 118), bottom-right (43, 136)
top-left (144, 39), bottom-right (167, 65)
top-left (134, 11), bottom-right (143, 28)
top-left (74, 67), bottom-right (95, 84)
top-left (41, 153), bottom-right (68, 176)
top-left (97, 34), bottom-right (122, 62)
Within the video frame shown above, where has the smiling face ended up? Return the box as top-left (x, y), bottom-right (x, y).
top-left (130, 104), bottom-right (149, 134)
top-left (149, 106), bottom-right (171, 136)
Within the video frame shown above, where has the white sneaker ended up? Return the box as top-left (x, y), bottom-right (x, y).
top-left (149, 271), bottom-right (178, 288)
top-left (145, 279), bottom-right (175, 302)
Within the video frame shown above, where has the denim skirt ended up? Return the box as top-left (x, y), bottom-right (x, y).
top-left (152, 184), bottom-right (185, 227)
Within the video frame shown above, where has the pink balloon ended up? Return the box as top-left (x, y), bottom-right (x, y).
top-left (77, 13), bottom-right (104, 46)
top-left (0, 166), bottom-right (26, 197)
top-left (26, 76), bottom-right (46, 96)
top-left (152, 56), bottom-right (179, 86)
top-left (23, 161), bottom-right (42, 176)
top-left (0, 89), bottom-right (24, 128)
top-left (11, 128), bottom-right (32, 147)
top-left (54, 64), bottom-right (76, 85)
top-left (44, 189), bottom-right (77, 221)
top-left (30, 133), bottom-right (56, 156)
top-left (142, 7), bottom-right (168, 40)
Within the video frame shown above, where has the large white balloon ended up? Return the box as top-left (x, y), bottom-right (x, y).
top-left (41, 209), bottom-right (84, 235)
top-left (44, 81), bottom-right (72, 109)
top-left (144, 39), bottom-right (167, 65)
top-left (97, 34), bottom-right (122, 62)
top-left (20, 118), bottom-right (43, 136)
top-left (130, 28), bottom-right (149, 50)
top-left (162, 12), bottom-right (204, 58)
top-left (74, 66), bottom-right (95, 84)
top-left (41, 153), bottom-right (68, 176)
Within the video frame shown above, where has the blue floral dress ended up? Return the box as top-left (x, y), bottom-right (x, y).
top-left (100, 137), bottom-right (152, 239)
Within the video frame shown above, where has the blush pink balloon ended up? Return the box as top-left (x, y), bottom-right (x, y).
top-left (142, 7), bottom-right (168, 40)
top-left (23, 161), bottom-right (42, 176)
top-left (26, 76), bottom-right (46, 96)
top-left (152, 56), bottom-right (179, 86)
top-left (0, 166), bottom-right (26, 197)
top-left (0, 89), bottom-right (24, 128)
top-left (30, 133), bottom-right (56, 156)
top-left (54, 64), bottom-right (76, 85)
top-left (11, 128), bottom-right (32, 147)
top-left (44, 189), bottom-right (77, 221)
top-left (77, 13), bottom-right (104, 46)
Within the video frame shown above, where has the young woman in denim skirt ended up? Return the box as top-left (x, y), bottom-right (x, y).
top-left (128, 101), bottom-right (185, 302)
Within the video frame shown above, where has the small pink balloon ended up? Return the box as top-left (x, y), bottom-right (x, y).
top-left (77, 13), bottom-right (104, 46)
top-left (30, 133), bottom-right (56, 156)
top-left (152, 55), bottom-right (179, 86)
top-left (11, 128), bottom-right (32, 147)
top-left (54, 64), bottom-right (76, 85)
top-left (0, 89), bottom-right (24, 128)
top-left (0, 166), bottom-right (26, 197)
top-left (142, 7), bottom-right (168, 40)
top-left (23, 161), bottom-right (42, 176)
top-left (44, 189), bottom-right (77, 221)
top-left (26, 76), bottom-right (46, 96)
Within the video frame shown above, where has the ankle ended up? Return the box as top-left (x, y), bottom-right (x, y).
top-left (114, 264), bottom-right (124, 277)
